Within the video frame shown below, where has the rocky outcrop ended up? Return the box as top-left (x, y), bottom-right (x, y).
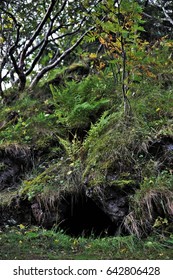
top-left (0, 136), bottom-right (173, 237)
top-left (0, 144), bottom-right (32, 191)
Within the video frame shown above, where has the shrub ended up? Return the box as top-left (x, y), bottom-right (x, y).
top-left (50, 75), bottom-right (115, 130)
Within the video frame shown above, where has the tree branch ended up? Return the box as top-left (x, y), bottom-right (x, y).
top-left (26, 20), bottom-right (55, 76)
top-left (29, 26), bottom-right (95, 89)
top-left (19, 0), bottom-right (58, 70)
top-left (25, 23), bottom-right (73, 58)
top-left (26, 7), bottom-right (89, 77)
top-left (162, 6), bottom-right (173, 26)
top-left (3, 9), bottom-right (25, 90)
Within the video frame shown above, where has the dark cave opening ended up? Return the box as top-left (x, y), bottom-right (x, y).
top-left (58, 193), bottom-right (117, 237)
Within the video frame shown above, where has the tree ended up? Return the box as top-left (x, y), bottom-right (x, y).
top-left (85, 0), bottom-right (145, 116)
top-left (0, 0), bottom-right (102, 94)
top-left (85, 0), bottom-right (173, 116)
top-left (0, 0), bottom-right (172, 97)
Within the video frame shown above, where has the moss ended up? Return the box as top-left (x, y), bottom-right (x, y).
top-left (0, 91), bottom-right (63, 147)
top-left (20, 164), bottom-right (59, 199)
top-left (66, 61), bottom-right (90, 76)
top-left (109, 179), bottom-right (136, 188)
top-left (20, 159), bottom-right (83, 202)
top-left (0, 190), bottom-right (18, 207)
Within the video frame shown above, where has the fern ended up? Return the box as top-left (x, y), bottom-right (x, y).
top-left (84, 111), bottom-right (110, 141)
top-left (50, 75), bottom-right (114, 129)
top-left (68, 99), bottom-right (109, 128)
top-left (57, 135), bottom-right (82, 162)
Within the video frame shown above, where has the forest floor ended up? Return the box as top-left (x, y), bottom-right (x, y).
top-left (1, 226), bottom-right (173, 260)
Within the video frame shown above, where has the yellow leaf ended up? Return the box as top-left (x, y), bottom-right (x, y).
top-left (146, 71), bottom-right (156, 78)
top-left (19, 224), bottom-right (25, 230)
top-left (89, 53), bottom-right (97, 59)
top-left (73, 239), bottom-right (78, 246)
top-left (0, 37), bottom-right (5, 44)
top-left (96, 62), bottom-right (106, 70)
top-left (120, 248), bottom-right (127, 253)
top-left (164, 42), bottom-right (173, 47)
top-left (149, 180), bottom-right (154, 184)
top-left (99, 37), bottom-right (106, 45)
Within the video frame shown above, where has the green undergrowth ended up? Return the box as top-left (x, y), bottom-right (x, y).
top-left (0, 227), bottom-right (173, 260)
top-left (82, 83), bottom-right (173, 187)
top-left (0, 93), bottom-right (60, 147)
top-left (50, 74), bottom-right (116, 130)
top-left (1, 70), bottom-right (173, 247)
top-left (131, 82), bottom-right (173, 129)
top-left (20, 159), bottom-right (83, 202)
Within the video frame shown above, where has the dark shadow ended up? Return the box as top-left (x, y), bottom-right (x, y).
top-left (58, 193), bottom-right (117, 237)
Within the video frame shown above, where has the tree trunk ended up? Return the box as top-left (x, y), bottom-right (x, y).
top-left (18, 72), bottom-right (26, 91)
top-left (0, 79), bottom-right (4, 99)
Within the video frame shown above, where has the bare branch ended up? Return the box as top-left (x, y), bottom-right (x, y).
top-left (25, 23), bottom-right (73, 58)
top-left (162, 6), bottom-right (173, 26)
top-left (26, 20), bottom-right (55, 76)
top-left (26, 41), bottom-right (44, 58)
top-left (148, 0), bottom-right (173, 26)
top-left (25, 5), bottom-right (88, 77)
top-left (2, 9), bottom-right (25, 89)
top-left (1, 0), bottom-right (103, 91)
top-left (19, 0), bottom-right (58, 69)
top-left (52, 0), bottom-right (68, 20)
top-left (29, 26), bottom-right (95, 89)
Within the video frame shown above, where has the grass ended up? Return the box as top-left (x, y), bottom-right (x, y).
top-left (0, 226), bottom-right (173, 260)
top-left (123, 171), bottom-right (173, 237)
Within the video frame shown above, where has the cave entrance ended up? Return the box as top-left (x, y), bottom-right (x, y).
top-left (58, 193), bottom-right (117, 237)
